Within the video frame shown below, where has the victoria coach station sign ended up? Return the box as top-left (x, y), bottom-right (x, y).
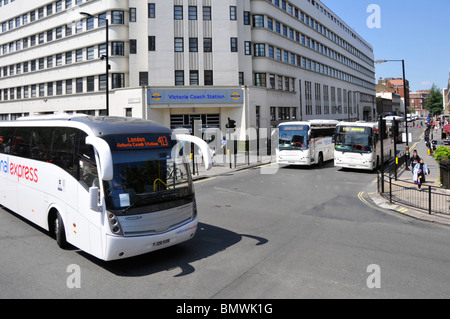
top-left (148, 88), bottom-right (243, 105)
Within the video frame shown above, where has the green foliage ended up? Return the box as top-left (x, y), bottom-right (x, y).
top-left (434, 146), bottom-right (450, 164)
top-left (426, 84), bottom-right (444, 116)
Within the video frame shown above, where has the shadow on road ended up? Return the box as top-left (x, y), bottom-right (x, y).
top-left (80, 222), bottom-right (268, 277)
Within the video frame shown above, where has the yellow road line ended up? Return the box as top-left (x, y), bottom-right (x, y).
top-left (358, 191), bottom-right (378, 210)
top-left (194, 177), bottom-right (216, 184)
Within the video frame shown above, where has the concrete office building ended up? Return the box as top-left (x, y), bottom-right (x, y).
top-left (0, 0), bottom-right (376, 135)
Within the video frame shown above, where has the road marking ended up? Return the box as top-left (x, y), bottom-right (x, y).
top-left (358, 191), bottom-right (378, 210)
top-left (398, 207), bottom-right (408, 213)
top-left (194, 177), bottom-right (216, 184)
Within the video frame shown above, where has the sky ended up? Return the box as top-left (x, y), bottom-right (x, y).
top-left (324, 0), bottom-right (450, 92)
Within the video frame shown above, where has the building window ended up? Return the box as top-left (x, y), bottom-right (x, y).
top-left (98, 44), bottom-right (106, 58)
top-left (111, 42), bottom-right (124, 56)
top-left (230, 38), bottom-right (238, 52)
top-left (39, 84), bottom-right (45, 97)
top-left (65, 25), bottom-right (72, 37)
top-left (130, 8), bottom-right (136, 22)
top-left (254, 44), bottom-right (265, 57)
top-left (315, 83), bottom-right (322, 115)
top-left (268, 46), bottom-right (274, 59)
top-left (86, 17), bottom-right (94, 30)
top-left (75, 20), bottom-right (83, 33)
top-left (56, 27), bottom-right (63, 39)
top-left (190, 71), bottom-right (199, 86)
top-left (174, 38), bottom-right (184, 52)
top-left (87, 46), bottom-right (95, 60)
top-left (112, 11), bottom-right (124, 24)
top-left (130, 40), bottom-right (137, 54)
top-left (99, 74), bottom-right (106, 91)
top-left (98, 13), bottom-right (107, 27)
top-left (244, 11), bottom-right (250, 25)
top-left (87, 76), bottom-right (95, 92)
top-left (254, 73), bottom-right (266, 87)
top-left (175, 71), bottom-right (184, 86)
top-left (189, 38), bottom-right (198, 52)
top-left (244, 41), bottom-right (251, 55)
top-left (76, 49), bottom-right (83, 62)
top-left (56, 81), bottom-right (63, 95)
top-left (112, 73), bottom-right (125, 89)
top-left (239, 72), bottom-right (244, 85)
top-left (229, 6), bottom-right (237, 20)
top-left (76, 78), bottom-right (83, 93)
top-left (148, 4), bottom-right (155, 18)
top-left (174, 6), bottom-right (183, 20)
top-left (139, 72), bottom-right (148, 86)
top-left (253, 15), bottom-right (264, 28)
top-left (305, 81), bottom-right (312, 115)
top-left (66, 80), bottom-right (72, 94)
top-left (47, 30), bottom-right (53, 42)
top-left (204, 38), bottom-right (212, 52)
top-left (47, 56), bottom-right (53, 68)
top-left (203, 6), bottom-right (211, 20)
top-left (204, 70), bottom-right (213, 86)
top-left (188, 6), bottom-right (197, 20)
top-left (148, 36), bottom-right (156, 51)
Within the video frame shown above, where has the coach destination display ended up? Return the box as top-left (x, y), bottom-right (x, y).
top-left (148, 88), bottom-right (244, 105)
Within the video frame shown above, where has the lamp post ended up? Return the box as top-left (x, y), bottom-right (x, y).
top-left (375, 59), bottom-right (410, 156)
top-left (80, 12), bottom-right (109, 116)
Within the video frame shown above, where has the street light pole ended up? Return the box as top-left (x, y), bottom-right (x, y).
top-left (375, 59), bottom-right (410, 156)
top-left (80, 12), bottom-right (109, 116)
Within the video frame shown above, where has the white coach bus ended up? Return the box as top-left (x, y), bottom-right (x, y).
top-left (334, 121), bottom-right (394, 171)
top-left (0, 115), bottom-right (211, 261)
top-left (277, 120), bottom-right (339, 166)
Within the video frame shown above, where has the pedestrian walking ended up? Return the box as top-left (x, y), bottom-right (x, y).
top-left (407, 150), bottom-right (421, 173)
top-left (413, 159), bottom-right (430, 189)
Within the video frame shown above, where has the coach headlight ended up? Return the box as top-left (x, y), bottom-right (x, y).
top-left (108, 213), bottom-right (123, 235)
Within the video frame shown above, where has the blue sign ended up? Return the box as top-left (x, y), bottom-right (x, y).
top-left (148, 88), bottom-right (243, 105)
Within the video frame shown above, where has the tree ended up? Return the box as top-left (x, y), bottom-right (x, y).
top-left (426, 84), bottom-right (443, 116)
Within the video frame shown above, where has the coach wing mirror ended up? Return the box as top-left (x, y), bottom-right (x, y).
top-left (89, 187), bottom-right (101, 211)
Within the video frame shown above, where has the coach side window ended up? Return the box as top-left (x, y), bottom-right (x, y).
top-left (77, 132), bottom-right (99, 190)
top-left (51, 127), bottom-right (78, 177)
top-left (12, 128), bottom-right (32, 158)
top-left (30, 128), bottom-right (52, 161)
top-left (0, 127), bottom-right (14, 154)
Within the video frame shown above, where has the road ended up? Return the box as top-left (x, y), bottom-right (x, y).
top-left (1, 139), bottom-right (450, 299)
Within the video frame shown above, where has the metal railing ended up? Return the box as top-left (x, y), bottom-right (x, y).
top-left (377, 172), bottom-right (450, 215)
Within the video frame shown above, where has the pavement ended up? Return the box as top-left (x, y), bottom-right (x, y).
top-left (367, 125), bottom-right (450, 226)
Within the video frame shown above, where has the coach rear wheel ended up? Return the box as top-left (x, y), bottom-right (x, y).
top-left (318, 153), bottom-right (324, 167)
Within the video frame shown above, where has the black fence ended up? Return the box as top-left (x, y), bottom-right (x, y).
top-left (377, 173), bottom-right (450, 216)
top-left (440, 161), bottom-right (450, 189)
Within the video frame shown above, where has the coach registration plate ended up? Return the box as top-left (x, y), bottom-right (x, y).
top-left (152, 239), bottom-right (170, 247)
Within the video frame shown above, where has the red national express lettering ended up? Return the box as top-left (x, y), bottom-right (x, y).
top-left (8, 160), bottom-right (38, 183)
